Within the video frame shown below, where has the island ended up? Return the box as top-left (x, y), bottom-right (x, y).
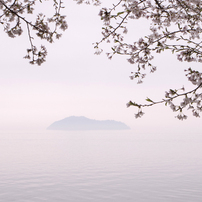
top-left (47, 116), bottom-right (130, 131)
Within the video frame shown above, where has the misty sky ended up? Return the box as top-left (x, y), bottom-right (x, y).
top-left (0, 1), bottom-right (201, 133)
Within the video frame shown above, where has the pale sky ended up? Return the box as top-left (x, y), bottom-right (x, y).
top-left (0, 1), bottom-right (201, 133)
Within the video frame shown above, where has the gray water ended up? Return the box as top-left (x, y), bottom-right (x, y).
top-left (0, 130), bottom-right (202, 202)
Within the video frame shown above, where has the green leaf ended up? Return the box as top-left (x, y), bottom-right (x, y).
top-left (169, 89), bottom-right (176, 95)
top-left (146, 97), bottom-right (154, 103)
top-left (117, 12), bottom-right (124, 16)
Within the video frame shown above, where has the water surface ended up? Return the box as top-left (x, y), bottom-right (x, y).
top-left (0, 130), bottom-right (202, 202)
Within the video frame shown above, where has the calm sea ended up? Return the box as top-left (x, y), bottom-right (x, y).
top-left (0, 130), bottom-right (202, 202)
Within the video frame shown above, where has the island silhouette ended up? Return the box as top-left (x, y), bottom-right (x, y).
top-left (47, 116), bottom-right (130, 131)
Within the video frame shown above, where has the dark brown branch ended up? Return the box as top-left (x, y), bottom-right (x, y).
top-left (0, 0), bottom-right (49, 33)
top-left (95, 11), bottom-right (131, 47)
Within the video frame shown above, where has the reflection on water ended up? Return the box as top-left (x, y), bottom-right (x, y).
top-left (0, 130), bottom-right (202, 202)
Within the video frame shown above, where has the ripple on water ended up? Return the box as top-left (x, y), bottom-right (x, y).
top-left (0, 131), bottom-right (202, 202)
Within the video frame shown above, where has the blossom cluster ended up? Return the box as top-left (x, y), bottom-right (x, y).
top-left (96, 0), bottom-right (202, 80)
top-left (0, 0), bottom-right (67, 65)
top-left (94, 0), bottom-right (202, 119)
top-left (126, 67), bottom-right (202, 119)
top-left (74, 0), bottom-right (101, 6)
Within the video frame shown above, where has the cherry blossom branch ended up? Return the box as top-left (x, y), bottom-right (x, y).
top-left (0, 0), bottom-right (67, 65)
top-left (127, 68), bottom-right (202, 119)
top-left (127, 83), bottom-right (202, 108)
top-left (0, 0), bottom-right (48, 33)
top-left (95, 10), bottom-right (131, 48)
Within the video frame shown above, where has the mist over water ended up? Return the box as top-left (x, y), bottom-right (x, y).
top-left (0, 130), bottom-right (202, 202)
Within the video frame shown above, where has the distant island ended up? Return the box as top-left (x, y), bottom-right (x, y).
top-left (47, 116), bottom-right (130, 131)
